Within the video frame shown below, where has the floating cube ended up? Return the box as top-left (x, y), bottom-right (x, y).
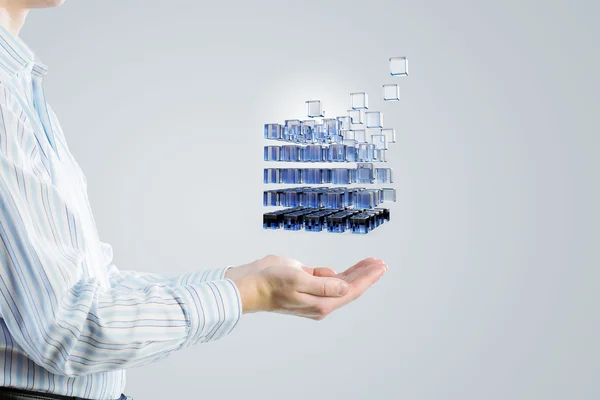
top-left (381, 188), bottom-right (396, 202)
top-left (304, 145), bottom-right (323, 162)
top-left (264, 123), bottom-right (281, 140)
top-left (344, 140), bottom-right (357, 162)
top-left (390, 56), bottom-right (408, 76)
top-left (281, 145), bottom-right (300, 162)
top-left (355, 163), bottom-right (374, 183)
top-left (264, 168), bottom-right (281, 184)
top-left (332, 169), bottom-right (352, 185)
top-left (323, 118), bottom-right (339, 139)
top-left (382, 128), bottom-right (396, 143)
top-left (284, 120), bottom-right (301, 142)
top-left (374, 149), bottom-right (387, 162)
top-left (365, 111), bottom-right (383, 128)
top-left (341, 129), bottom-right (355, 142)
top-left (375, 168), bottom-right (393, 184)
top-left (264, 146), bottom-right (280, 161)
top-left (348, 109), bottom-right (364, 124)
top-left (383, 84), bottom-right (400, 101)
top-left (354, 129), bottom-right (367, 143)
top-left (371, 134), bottom-right (388, 150)
top-left (337, 116), bottom-right (352, 131)
top-left (263, 190), bottom-right (280, 206)
top-left (281, 168), bottom-right (302, 184)
top-left (328, 144), bottom-right (347, 162)
top-left (350, 92), bottom-right (368, 110)
top-left (301, 120), bottom-right (316, 143)
top-left (306, 100), bottom-right (325, 118)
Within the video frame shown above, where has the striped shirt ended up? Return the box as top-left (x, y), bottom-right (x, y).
top-left (0, 23), bottom-right (242, 399)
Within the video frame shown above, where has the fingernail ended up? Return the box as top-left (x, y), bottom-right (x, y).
top-left (338, 281), bottom-right (349, 295)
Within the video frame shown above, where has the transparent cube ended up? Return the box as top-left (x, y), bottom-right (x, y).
top-left (381, 188), bottom-right (396, 202)
top-left (327, 144), bottom-right (346, 162)
top-left (383, 84), bottom-right (400, 101)
top-left (322, 168), bottom-right (332, 183)
top-left (382, 128), bottom-right (396, 143)
top-left (306, 100), bottom-right (325, 118)
top-left (375, 168), bottom-right (393, 184)
top-left (264, 146), bottom-right (280, 161)
top-left (354, 129), bottom-right (367, 143)
top-left (357, 143), bottom-right (371, 162)
top-left (350, 92), bottom-right (368, 110)
top-left (389, 56), bottom-right (408, 76)
top-left (263, 190), bottom-right (280, 206)
top-left (355, 163), bottom-right (374, 184)
top-left (332, 168), bottom-right (351, 185)
top-left (348, 109), bottom-right (364, 124)
top-left (281, 168), bottom-right (302, 184)
top-left (323, 118), bottom-right (339, 138)
top-left (281, 145), bottom-right (300, 162)
top-left (328, 135), bottom-right (344, 144)
top-left (371, 134), bottom-right (388, 150)
top-left (284, 120), bottom-right (301, 142)
top-left (264, 123), bottom-right (281, 140)
top-left (365, 112), bottom-right (383, 128)
top-left (264, 168), bottom-right (281, 184)
top-left (344, 140), bottom-right (357, 162)
top-left (374, 149), bottom-right (387, 162)
top-left (341, 129), bottom-right (355, 142)
top-left (303, 168), bottom-right (323, 184)
top-left (304, 145), bottom-right (323, 162)
top-left (337, 116), bottom-right (352, 130)
top-left (301, 120), bottom-right (316, 143)
top-left (314, 123), bottom-right (328, 144)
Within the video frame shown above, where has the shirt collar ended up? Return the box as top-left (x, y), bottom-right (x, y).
top-left (0, 23), bottom-right (47, 77)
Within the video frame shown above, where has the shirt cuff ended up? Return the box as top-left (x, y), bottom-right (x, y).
top-left (178, 266), bottom-right (234, 285)
top-left (175, 278), bottom-right (242, 348)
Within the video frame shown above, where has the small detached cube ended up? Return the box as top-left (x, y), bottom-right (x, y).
top-left (348, 109), bottom-right (364, 124)
top-left (365, 111), bottom-right (383, 128)
top-left (389, 56), bottom-right (408, 76)
top-left (382, 128), bottom-right (396, 143)
top-left (306, 100), bottom-right (325, 118)
top-left (350, 92), bottom-right (368, 110)
top-left (383, 84), bottom-right (400, 101)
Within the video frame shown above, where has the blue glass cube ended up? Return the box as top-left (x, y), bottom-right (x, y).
top-left (365, 111), bottom-right (383, 128)
top-left (381, 188), bottom-right (396, 202)
top-left (354, 129), bottom-right (367, 143)
top-left (303, 145), bottom-right (322, 162)
top-left (324, 192), bottom-right (344, 209)
top-left (350, 212), bottom-right (371, 234)
top-left (302, 191), bottom-right (322, 208)
top-left (306, 100), bottom-right (325, 118)
top-left (264, 168), bottom-right (281, 184)
top-left (323, 118), bottom-right (339, 139)
top-left (357, 143), bottom-right (372, 162)
top-left (263, 190), bottom-right (279, 206)
top-left (281, 145), bottom-right (300, 162)
top-left (332, 168), bottom-right (351, 184)
top-left (322, 168), bottom-right (332, 183)
top-left (375, 168), bottom-right (393, 184)
top-left (383, 84), bottom-right (400, 101)
top-left (303, 168), bottom-right (323, 184)
top-left (382, 128), bottom-right (396, 143)
top-left (281, 168), bottom-right (302, 184)
top-left (302, 120), bottom-right (316, 143)
top-left (341, 129), bottom-right (355, 142)
top-left (390, 56), bottom-right (408, 76)
top-left (314, 123), bottom-right (328, 143)
top-left (348, 109), bottom-right (364, 124)
top-left (374, 148), bottom-right (387, 162)
top-left (337, 116), bottom-right (352, 131)
top-left (264, 146), bottom-right (280, 161)
top-left (264, 123), bottom-right (282, 140)
top-left (305, 210), bottom-right (337, 232)
top-left (284, 120), bottom-right (301, 142)
top-left (354, 190), bottom-right (376, 209)
top-left (371, 134), bottom-right (388, 150)
top-left (328, 144), bottom-right (346, 162)
top-left (344, 140), bottom-right (357, 162)
top-left (356, 163), bottom-right (374, 184)
top-left (350, 92), bottom-right (368, 110)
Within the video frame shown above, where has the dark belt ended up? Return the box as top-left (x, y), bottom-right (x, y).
top-left (0, 387), bottom-right (129, 400)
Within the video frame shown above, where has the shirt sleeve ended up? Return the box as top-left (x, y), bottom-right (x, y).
top-left (0, 104), bottom-right (242, 377)
top-left (101, 242), bottom-right (235, 289)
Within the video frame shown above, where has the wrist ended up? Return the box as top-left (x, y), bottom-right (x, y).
top-left (233, 274), bottom-right (271, 314)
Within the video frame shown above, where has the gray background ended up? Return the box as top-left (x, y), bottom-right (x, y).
top-left (21, 0), bottom-right (599, 399)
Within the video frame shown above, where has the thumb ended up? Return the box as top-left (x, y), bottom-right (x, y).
top-left (299, 275), bottom-right (349, 297)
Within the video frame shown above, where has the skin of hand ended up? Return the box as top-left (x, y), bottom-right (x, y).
top-left (229, 256), bottom-right (387, 320)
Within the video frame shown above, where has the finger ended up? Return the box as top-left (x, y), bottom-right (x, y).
top-left (297, 275), bottom-right (349, 297)
top-left (337, 258), bottom-right (384, 278)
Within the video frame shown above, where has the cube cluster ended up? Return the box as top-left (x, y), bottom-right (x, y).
top-left (262, 56), bottom-right (408, 234)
